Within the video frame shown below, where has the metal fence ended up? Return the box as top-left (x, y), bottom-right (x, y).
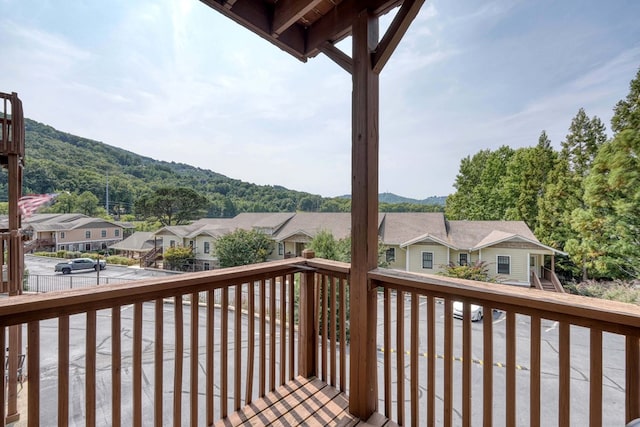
top-left (24, 275), bottom-right (134, 294)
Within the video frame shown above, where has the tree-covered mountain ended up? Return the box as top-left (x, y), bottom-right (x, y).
top-left (0, 119), bottom-right (443, 216)
top-left (338, 192), bottom-right (446, 205)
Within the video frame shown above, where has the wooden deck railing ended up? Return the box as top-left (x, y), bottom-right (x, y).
top-left (0, 258), bottom-right (320, 426)
top-left (369, 268), bottom-right (640, 426)
top-left (1, 257), bottom-right (639, 426)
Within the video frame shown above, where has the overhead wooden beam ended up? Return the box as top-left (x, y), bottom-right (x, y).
top-left (319, 42), bottom-right (353, 74)
top-left (272, 0), bottom-right (323, 36)
top-left (305, 0), bottom-right (401, 56)
top-left (372, 0), bottom-right (425, 74)
top-left (200, 0), bottom-right (307, 60)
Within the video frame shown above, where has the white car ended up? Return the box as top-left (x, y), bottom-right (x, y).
top-left (452, 301), bottom-right (483, 322)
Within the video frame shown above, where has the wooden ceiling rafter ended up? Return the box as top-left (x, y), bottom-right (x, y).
top-left (201, 0), bottom-right (407, 61)
top-left (272, 0), bottom-right (324, 37)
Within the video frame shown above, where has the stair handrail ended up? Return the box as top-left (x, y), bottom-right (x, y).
top-left (543, 267), bottom-right (565, 293)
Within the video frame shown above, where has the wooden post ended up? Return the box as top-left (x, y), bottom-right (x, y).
top-left (299, 249), bottom-right (317, 377)
top-left (349, 9), bottom-right (379, 419)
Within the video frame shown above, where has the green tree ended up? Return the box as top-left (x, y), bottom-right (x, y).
top-left (163, 245), bottom-right (194, 271)
top-left (77, 191), bottom-right (100, 216)
top-left (571, 129), bottom-right (640, 279)
top-left (135, 187), bottom-right (209, 226)
top-left (445, 147), bottom-right (514, 220)
top-left (308, 230), bottom-right (350, 262)
top-left (611, 67), bottom-right (640, 134)
top-left (503, 132), bottom-right (557, 230)
top-left (46, 192), bottom-right (78, 214)
top-left (215, 229), bottom-right (274, 268)
top-left (445, 149), bottom-right (492, 219)
top-left (536, 109), bottom-right (607, 279)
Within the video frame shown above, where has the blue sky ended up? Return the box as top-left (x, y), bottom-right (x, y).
top-left (1, 0), bottom-right (639, 199)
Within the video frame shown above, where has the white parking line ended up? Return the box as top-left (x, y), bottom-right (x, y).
top-left (545, 321), bottom-right (558, 332)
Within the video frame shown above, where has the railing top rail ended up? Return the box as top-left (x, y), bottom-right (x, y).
top-left (369, 268), bottom-right (640, 335)
top-left (0, 257), bottom-right (310, 327)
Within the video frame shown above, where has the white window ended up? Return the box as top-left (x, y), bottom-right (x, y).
top-left (278, 243), bottom-right (284, 255)
top-left (204, 241), bottom-right (210, 254)
top-left (497, 256), bottom-right (510, 274)
top-left (386, 248), bottom-right (396, 263)
top-left (101, 230), bottom-right (107, 238)
top-left (60, 232), bottom-right (65, 239)
top-left (170, 240), bottom-right (176, 248)
top-left (422, 252), bottom-right (434, 269)
top-left (85, 231), bottom-right (91, 239)
top-left (115, 229), bottom-right (120, 237)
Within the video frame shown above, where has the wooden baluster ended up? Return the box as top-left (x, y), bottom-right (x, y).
top-left (0, 328), bottom-right (4, 427)
top-left (559, 322), bottom-right (570, 426)
top-left (206, 290), bottom-right (215, 424)
top-left (155, 299), bottom-right (164, 427)
top-left (444, 299), bottom-right (453, 427)
top-left (221, 289), bottom-right (228, 417)
top-left (259, 280), bottom-right (266, 397)
top-left (280, 277), bottom-right (286, 386)
top-left (174, 296), bottom-right (184, 426)
top-left (397, 290), bottom-right (405, 425)
top-left (86, 310), bottom-right (97, 427)
top-left (235, 285), bottom-right (242, 411)
top-left (625, 335), bottom-right (640, 423)
top-left (245, 282), bottom-right (255, 405)
top-left (330, 276), bottom-right (337, 387)
top-left (530, 314), bottom-right (540, 427)
top-left (410, 293), bottom-right (419, 425)
top-left (339, 279), bottom-right (346, 392)
top-left (191, 292), bottom-right (199, 423)
top-left (133, 303), bottom-right (143, 427)
top-left (427, 296), bottom-right (435, 427)
top-left (506, 311), bottom-right (516, 426)
top-left (27, 321), bottom-right (39, 427)
top-left (288, 275), bottom-right (295, 381)
top-left (590, 329), bottom-right (602, 427)
top-left (383, 288), bottom-right (391, 418)
top-left (58, 316), bottom-right (69, 427)
top-left (269, 278), bottom-right (276, 392)
top-left (321, 275), bottom-right (328, 382)
top-left (112, 307), bottom-right (121, 427)
top-left (462, 303), bottom-right (471, 427)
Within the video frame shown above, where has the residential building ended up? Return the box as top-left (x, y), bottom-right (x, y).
top-left (18, 213), bottom-right (134, 253)
top-left (153, 212), bottom-right (562, 287)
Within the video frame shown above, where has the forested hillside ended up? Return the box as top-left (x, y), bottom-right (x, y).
top-left (0, 119), bottom-right (443, 217)
top-left (445, 67), bottom-right (640, 281)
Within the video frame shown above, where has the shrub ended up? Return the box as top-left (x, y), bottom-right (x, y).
top-left (566, 280), bottom-right (640, 304)
top-left (106, 255), bottom-right (137, 266)
top-left (439, 260), bottom-right (495, 282)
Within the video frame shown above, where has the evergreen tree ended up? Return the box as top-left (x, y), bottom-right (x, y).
top-left (537, 109), bottom-right (607, 279)
top-left (576, 130), bottom-right (640, 278)
top-left (503, 131), bottom-right (557, 230)
top-left (611, 67), bottom-right (640, 134)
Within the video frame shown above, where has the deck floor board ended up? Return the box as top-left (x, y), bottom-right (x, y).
top-left (214, 376), bottom-right (392, 426)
